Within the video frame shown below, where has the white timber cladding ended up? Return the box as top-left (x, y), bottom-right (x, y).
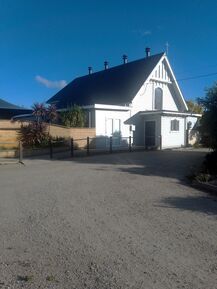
top-left (95, 109), bottom-right (131, 137)
top-left (131, 57), bottom-right (180, 115)
top-left (161, 116), bottom-right (185, 148)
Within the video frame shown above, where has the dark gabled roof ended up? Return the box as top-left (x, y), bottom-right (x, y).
top-left (0, 98), bottom-right (27, 110)
top-left (47, 52), bottom-right (164, 108)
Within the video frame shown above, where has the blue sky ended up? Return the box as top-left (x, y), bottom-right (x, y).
top-left (1, 0), bottom-right (217, 108)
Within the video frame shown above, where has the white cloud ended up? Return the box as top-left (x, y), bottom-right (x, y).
top-left (35, 75), bottom-right (67, 89)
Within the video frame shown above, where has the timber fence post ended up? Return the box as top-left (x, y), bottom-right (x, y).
top-left (129, 136), bottom-right (132, 152)
top-left (70, 138), bottom-right (74, 157)
top-left (87, 137), bottom-right (90, 156)
top-left (109, 136), bottom-right (113, 153)
top-left (19, 141), bottom-right (23, 163)
top-left (49, 139), bottom-right (53, 159)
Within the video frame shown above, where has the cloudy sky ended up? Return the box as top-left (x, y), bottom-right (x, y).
top-left (1, 0), bottom-right (217, 107)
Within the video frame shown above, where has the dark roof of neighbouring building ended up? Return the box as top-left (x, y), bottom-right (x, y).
top-left (47, 52), bottom-right (164, 108)
top-left (0, 98), bottom-right (32, 119)
top-left (0, 98), bottom-right (28, 110)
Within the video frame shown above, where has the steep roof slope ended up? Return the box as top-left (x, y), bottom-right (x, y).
top-left (47, 53), bottom-right (164, 108)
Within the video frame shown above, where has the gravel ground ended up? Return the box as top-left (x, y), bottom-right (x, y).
top-left (0, 150), bottom-right (217, 289)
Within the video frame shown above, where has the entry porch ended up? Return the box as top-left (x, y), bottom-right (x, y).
top-left (125, 110), bottom-right (200, 150)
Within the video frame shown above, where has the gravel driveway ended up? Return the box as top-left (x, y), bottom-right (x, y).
top-left (0, 150), bottom-right (216, 289)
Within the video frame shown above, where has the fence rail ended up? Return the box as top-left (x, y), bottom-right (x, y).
top-left (0, 136), bottom-right (146, 162)
top-left (0, 141), bottom-right (23, 163)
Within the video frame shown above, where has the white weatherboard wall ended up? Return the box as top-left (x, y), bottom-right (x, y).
top-left (131, 82), bottom-right (153, 113)
top-left (95, 109), bottom-right (131, 137)
top-left (161, 116), bottom-right (185, 148)
top-left (161, 84), bottom-right (178, 111)
top-left (131, 56), bottom-right (182, 115)
top-left (131, 81), bottom-right (178, 115)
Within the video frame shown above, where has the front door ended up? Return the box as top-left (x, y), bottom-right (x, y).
top-left (145, 121), bottom-right (156, 147)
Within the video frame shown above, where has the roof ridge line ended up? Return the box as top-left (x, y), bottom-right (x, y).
top-left (74, 52), bottom-right (165, 80)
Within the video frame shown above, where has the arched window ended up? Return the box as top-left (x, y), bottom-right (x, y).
top-left (154, 87), bottom-right (163, 110)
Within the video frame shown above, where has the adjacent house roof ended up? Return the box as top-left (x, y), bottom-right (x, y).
top-left (0, 98), bottom-right (26, 110)
top-left (0, 98), bottom-right (31, 119)
top-left (47, 53), bottom-right (164, 108)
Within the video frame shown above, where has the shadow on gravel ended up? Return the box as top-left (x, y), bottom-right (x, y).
top-left (20, 150), bottom-right (207, 184)
top-left (159, 195), bottom-right (217, 215)
top-left (74, 150), bottom-right (206, 181)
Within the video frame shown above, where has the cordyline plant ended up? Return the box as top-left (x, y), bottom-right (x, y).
top-left (32, 103), bottom-right (47, 123)
top-left (18, 103), bottom-right (58, 147)
top-left (46, 104), bottom-right (58, 123)
top-left (19, 122), bottom-right (49, 147)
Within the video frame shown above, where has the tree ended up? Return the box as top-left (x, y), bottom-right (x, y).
top-left (60, 105), bottom-right (85, 127)
top-left (186, 100), bottom-right (203, 114)
top-left (46, 104), bottom-right (58, 134)
top-left (32, 103), bottom-right (47, 123)
top-left (46, 104), bottom-right (58, 123)
top-left (32, 103), bottom-right (58, 123)
top-left (198, 82), bottom-right (217, 150)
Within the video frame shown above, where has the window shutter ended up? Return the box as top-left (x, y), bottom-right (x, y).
top-left (176, 120), bottom-right (179, 131)
top-left (171, 120), bottom-right (173, 131)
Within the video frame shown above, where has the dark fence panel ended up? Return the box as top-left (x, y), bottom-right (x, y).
top-left (1, 136), bottom-right (147, 162)
top-left (71, 136), bottom-right (146, 157)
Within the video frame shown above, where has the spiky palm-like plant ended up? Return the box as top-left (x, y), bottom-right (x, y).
top-left (32, 103), bottom-right (47, 123)
top-left (19, 122), bottom-right (49, 147)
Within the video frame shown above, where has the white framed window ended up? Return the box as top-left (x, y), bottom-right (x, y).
top-left (171, 119), bottom-right (179, 131)
top-left (106, 118), bottom-right (121, 135)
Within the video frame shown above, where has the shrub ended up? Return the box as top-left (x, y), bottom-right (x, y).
top-left (19, 122), bottom-right (49, 148)
top-left (198, 82), bottom-right (217, 150)
top-left (202, 151), bottom-right (217, 175)
top-left (51, 137), bottom-right (69, 147)
top-left (60, 105), bottom-right (85, 127)
top-left (195, 173), bottom-right (212, 183)
top-left (18, 103), bottom-right (58, 148)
